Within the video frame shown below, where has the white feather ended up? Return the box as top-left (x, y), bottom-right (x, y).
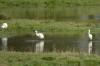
top-left (87, 29), bottom-right (92, 41)
top-left (35, 30), bottom-right (44, 39)
top-left (1, 23), bottom-right (8, 29)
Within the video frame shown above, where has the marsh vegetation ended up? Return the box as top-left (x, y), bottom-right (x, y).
top-left (0, 0), bottom-right (100, 66)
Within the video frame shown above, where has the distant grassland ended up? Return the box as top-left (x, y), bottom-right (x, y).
top-left (0, 0), bottom-right (100, 21)
top-left (0, 0), bottom-right (100, 7)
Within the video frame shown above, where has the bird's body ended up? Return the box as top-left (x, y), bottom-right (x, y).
top-left (87, 29), bottom-right (92, 41)
top-left (35, 30), bottom-right (44, 39)
top-left (1, 23), bottom-right (8, 29)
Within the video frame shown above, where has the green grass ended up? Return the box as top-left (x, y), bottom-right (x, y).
top-left (1, 0), bottom-right (100, 21)
top-left (0, 19), bottom-right (100, 66)
top-left (0, 19), bottom-right (100, 37)
top-left (0, 1), bottom-right (100, 65)
top-left (0, 51), bottom-right (100, 66)
top-left (0, 0), bottom-right (100, 7)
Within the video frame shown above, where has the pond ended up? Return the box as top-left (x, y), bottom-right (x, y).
top-left (0, 33), bottom-right (100, 55)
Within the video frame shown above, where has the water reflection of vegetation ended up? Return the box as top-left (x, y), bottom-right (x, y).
top-left (1, 7), bottom-right (100, 21)
top-left (1, 0), bottom-right (100, 21)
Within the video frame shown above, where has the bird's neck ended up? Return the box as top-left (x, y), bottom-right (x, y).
top-left (88, 30), bottom-right (90, 33)
top-left (88, 31), bottom-right (90, 34)
top-left (35, 31), bottom-right (38, 35)
top-left (88, 32), bottom-right (90, 34)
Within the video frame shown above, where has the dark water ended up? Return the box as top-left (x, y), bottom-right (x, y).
top-left (0, 34), bottom-right (100, 55)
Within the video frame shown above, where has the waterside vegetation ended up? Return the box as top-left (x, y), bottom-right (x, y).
top-left (0, 51), bottom-right (100, 66)
top-left (0, 19), bottom-right (100, 37)
top-left (0, 0), bottom-right (100, 66)
top-left (0, 0), bottom-right (100, 7)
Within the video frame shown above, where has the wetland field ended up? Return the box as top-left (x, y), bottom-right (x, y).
top-left (0, 0), bottom-right (100, 66)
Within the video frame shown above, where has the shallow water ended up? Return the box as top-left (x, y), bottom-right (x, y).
top-left (0, 33), bottom-right (100, 55)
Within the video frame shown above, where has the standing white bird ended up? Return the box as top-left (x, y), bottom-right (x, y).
top-left (87, 29), bottom-right (92, 41)
top-left (35, 30), bottom-right (44, 39)
top-left (1, 23), bottom-right (8, 29)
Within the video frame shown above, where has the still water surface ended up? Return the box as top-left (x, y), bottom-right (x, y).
top-left (0, 34), bottom-right (100, 55)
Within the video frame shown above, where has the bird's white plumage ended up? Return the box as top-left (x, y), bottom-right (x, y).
top-left (1, 23), bottom-right (8, 29)
top-left (35, 30), bottom-right (44, 39)
top-left (87, 29), bottom-right (92, 41)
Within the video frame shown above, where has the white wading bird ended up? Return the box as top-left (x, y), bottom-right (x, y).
top-left (35, 30), bottom-right (44, 39)
top-left (87, 29), bottom-right (92, 41)
top-left (1, 23), bottom-right (8, 29)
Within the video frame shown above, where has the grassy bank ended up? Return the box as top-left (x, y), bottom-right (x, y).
top-left (0, 51), bottom-right (100, 66)
top-left (0, 0), bottom-right (100, 8)
top-left (0, 19), bottom-right (100, 37)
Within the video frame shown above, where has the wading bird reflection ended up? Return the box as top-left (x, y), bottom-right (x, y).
top-left (88, 41), bottom-right (92, 54)
top-left (35, 41), bottom-right (44, 53)
top-left (1, 37), bottom-right (8, 51)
